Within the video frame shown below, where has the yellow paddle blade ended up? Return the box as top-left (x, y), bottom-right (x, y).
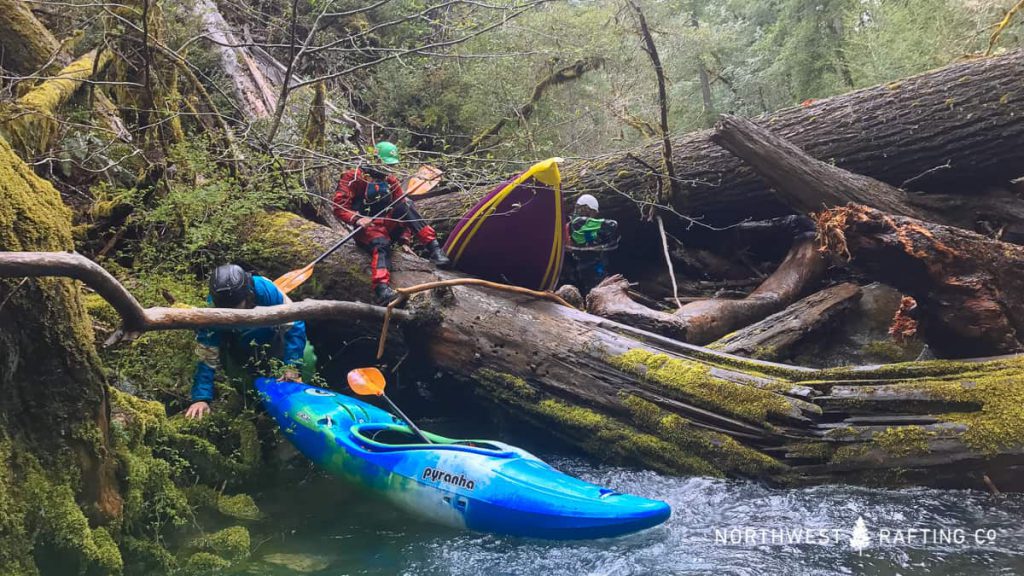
top-left (405, 165), bottom-right (443, 196)
top-left (347, 367), bottom-right (387, 396)
top-left (274, 264), bottom-right (314, 295)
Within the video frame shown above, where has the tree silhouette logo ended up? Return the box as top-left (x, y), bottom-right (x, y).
top-left (850, 516), bottom-right (870, 554)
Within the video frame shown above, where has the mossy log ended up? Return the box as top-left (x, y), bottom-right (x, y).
top-left (239, 211), bottom-right (1024, 490)
top-left (709, 282), bottom-right (862, 360)
top-left (0, 49), bottom-right (113, 158)
top-left (585, 237), bottom-right (825, 344)
top-left (418, 50), bottom-right (1024, 237)
top-left (0, 0), bottom-right (66, 75)
top-left (819, 204), bottom-right (1024, 357)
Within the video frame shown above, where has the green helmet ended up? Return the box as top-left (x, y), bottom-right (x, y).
top-left (375, 141), bottom-right (400, 165)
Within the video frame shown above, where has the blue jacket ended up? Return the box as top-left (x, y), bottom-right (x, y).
top-left (191, 276), bottom-right (307, 402)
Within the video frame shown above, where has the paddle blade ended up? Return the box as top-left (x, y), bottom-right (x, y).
top-left (274, 264), bottom-right (314, 295)
top-left (405, 165), bottom-right (443, 196)
top-left (347, 367), bottom-right (386, 396)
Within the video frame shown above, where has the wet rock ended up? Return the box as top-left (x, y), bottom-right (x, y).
top-left (261, 553), bottom-right (333, 573)
top-left (790, 283), bottom-right (925, 367)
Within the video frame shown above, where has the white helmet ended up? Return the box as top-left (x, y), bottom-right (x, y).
top-left (576, 194), bottom-right (599, 212)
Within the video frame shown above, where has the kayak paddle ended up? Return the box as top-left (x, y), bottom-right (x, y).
top-left (274, 165), bottom-right (443, 295)
top-left (347, 367), bottom-right (432, 444)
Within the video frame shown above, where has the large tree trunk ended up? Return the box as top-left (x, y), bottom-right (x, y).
top-left (418, 50), bottom-right (1024, 235)
top-left (0, 0), bottom-right (66, 75)
top-left (0, 133), bottom-right (123, 571)
top-left (710, 114), bottom-right (1024, 232)
top-left (193, 0), bottom-right (277, 121)
top-left (0, 49), bottom-right (113, 158)
top-left (241, 211), bottom-right (1024, 490)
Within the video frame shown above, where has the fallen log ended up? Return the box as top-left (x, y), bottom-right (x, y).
top-left (711, 114), bottom-right (1024, 232)
top-left (818, 205), bottom-right (1024, 357)
top-left (0, 49), bottom-right (113, 158)
top-left (194, 0), bottom-right (277, 121)
top-left (710, 283), bottom-right (862, 361)
top-left (417, 50), bottom-right (1024, 235)
top-left (0, 0), bottom-right (67, 76)
top-left (586, 237), bottom-right (825, 344)
top-left (229, 211), bottom-right (1024, 489)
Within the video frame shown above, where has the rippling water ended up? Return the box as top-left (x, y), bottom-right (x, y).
top-left (245, 456), bottom-right (1024, 576)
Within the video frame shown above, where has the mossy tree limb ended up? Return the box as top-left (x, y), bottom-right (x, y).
top-left (0, 0), bottom-right (67, 76)
top-left (0, 49), bottom-right (114, 159)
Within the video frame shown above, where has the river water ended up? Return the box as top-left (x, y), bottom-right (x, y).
top-left (242, 453), bottom-right (1024, 576)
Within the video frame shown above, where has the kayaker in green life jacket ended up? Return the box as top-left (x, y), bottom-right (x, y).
top-left (567, 194), bottom-right (619, 293)
top-left (184, 264), bottom-right (315, 420)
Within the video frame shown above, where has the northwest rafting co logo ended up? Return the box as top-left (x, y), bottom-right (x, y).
top-left (711, 515), bottom-right (1000, 552)
top-left (422, 467), bottom-right (476, 490)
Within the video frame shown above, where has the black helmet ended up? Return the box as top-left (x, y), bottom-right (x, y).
top-left (209, 264), bottom-right (253, 308)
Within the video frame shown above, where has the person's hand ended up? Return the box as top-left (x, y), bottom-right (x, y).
top-left (356, 217), bottom-right (373, 228)
top-left (185, 401), bottom-right (210, 420)
top-left (281, 368), bottom-right (302, 383)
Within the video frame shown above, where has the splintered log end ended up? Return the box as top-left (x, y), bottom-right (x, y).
top-left (815, 204), bottom-right (1024, 356)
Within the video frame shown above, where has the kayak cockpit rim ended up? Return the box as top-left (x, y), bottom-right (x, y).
top-left (349, 423), bottom-right (518, 456)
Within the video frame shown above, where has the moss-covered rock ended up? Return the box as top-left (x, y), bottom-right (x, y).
top-left (217, 493), bottom-right (262, 521)
top-left (194, 526), bottom-right (251, 561)
top-left (183, 551), bottom-right (231, 575)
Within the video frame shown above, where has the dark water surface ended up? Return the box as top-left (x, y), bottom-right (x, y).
top-left (240, 455), bottom-right (1024, 576)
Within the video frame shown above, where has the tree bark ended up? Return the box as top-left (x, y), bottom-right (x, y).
top-left (0, 0), bottom-right (66, 75)
top-left (818, 204), bottom-right (1024, 357)
top-left (417, 50), bottom-right (1024, 235)
top-left (586, 237), bottom-right (825, 344)
top-left (0, 49), bottom-right (113, 158)
top-left (710, 114), bottom-right (1024, 233)
top-left (194, 0), bottom-right (277, 120)
top-left (0, 132), bottom-right (122, 566)
top-left (710, 283), bottom-right (862, 360)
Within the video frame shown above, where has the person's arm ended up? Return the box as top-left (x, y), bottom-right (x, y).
top-left (332, 170), bottom-right (362, 225)
top-left (187, 329), bottom-right (221, 419)
top-left (597, 218), bottom-right (619, 244)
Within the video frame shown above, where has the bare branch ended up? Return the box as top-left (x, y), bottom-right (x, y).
top-left (0, 252), bottom-right (409, 345)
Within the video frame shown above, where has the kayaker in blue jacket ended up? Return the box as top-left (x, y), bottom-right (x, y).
top-left (184, 264), bottom-right (310, 420)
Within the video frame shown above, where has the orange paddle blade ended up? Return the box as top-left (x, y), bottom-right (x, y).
top-left (405, 165), bottom-right (443, 196)
top-left (347, 367), bottom-right (387, 396)
top-left (274, 264), bottom-right (314, 295)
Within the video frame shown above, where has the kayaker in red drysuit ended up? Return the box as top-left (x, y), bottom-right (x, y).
top-left (333, 141), bottom-right (450, 304)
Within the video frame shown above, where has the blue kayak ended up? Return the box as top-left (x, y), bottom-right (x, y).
top-left (256, 378), bottom-right (671, 539)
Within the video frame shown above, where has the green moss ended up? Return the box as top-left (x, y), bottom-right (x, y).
top-left (183, 551), bottom-right (231, 575)
top-left (611, 349), bottom-right (796, 424)
top-left (475, 369), bottom-right (538, 400)
top-left (871, 426), bottom-right (933, 458)
top-left (195, 526), bottom-right (250, 561)
top-left (217, 494), bottom-right (262, 521)
top-left (861, 340), bottom-right (910, 362)
top-left (90, 527), bottom-right (125, 574)
top-left (785, 442), bottom-right (834, 460)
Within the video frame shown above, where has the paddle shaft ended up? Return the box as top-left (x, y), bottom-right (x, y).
top-left (308, 171), bottom-right (438, 268)
top-left (381, 393), bottom-right (432, 444)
